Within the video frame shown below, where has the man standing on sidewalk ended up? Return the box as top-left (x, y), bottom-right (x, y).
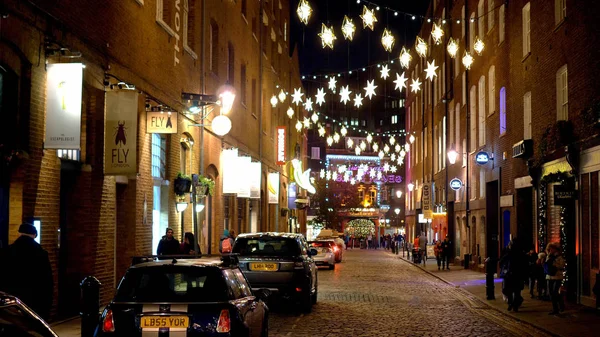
top-left (441, 235), bottom-right (452, 270)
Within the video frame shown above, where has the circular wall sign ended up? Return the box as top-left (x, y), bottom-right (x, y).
top-left (475, 151), bottom-right (490, 165)
top-left (449, 178), bottom-right (463, 191)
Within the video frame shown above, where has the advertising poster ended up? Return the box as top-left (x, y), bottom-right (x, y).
top-left (105, 90), bottom-right (138, 175)
top-left (222, 148), bottom-right (239, 194)
top-left (45, 63), bottom-right (83, 149)
top-left (268, 172), bottom-right (280, 204)
top-left (249, 162), bottom-right (261, 199)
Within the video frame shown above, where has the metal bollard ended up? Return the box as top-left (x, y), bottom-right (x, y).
top-left (464, 254), bottom-right (471, 269)
top-left (485, 257), bottom-right (496, 300)
top-left (80, 276), bottom-right (101, 337)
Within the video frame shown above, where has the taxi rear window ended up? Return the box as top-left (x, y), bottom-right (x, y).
top-left (233, 237), bottom-right (300, 256)
top-left (309, 241), bottom-right (333, 247)
top-left (115, 267), bottom-right (229, 302)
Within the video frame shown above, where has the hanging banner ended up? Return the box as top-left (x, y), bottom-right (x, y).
top-left (249, 162), bottom-right (261, 199)
top-left (422, 183), bottom-right (432, 219)
top-left (105, 90), bottom-right (138, 175)
top-left (237, 156), bottom-right (252, 198)
top-left (45, 63), bottom-right (83, 149)
top-left (146, 111), bottom-right (177, 134)
top-left (222, 148), bottom-right (239, 194)
top-left (268, 172), bottom-right (280, 204)
top-left (276, 126), bottom-right (286, 165)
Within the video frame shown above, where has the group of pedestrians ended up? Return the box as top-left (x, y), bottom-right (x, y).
top-left (499, 238), bottom-right (566, 315)
top-left (156, 227), bottom-right (201, 256)
top-left (434, 236), bottom-right (452, 270)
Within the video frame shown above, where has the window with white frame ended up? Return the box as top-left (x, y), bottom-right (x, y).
top-left (152, 134), bottom-right (166, 179)
top-left (462, 72), bottom-right (466, 106)
top-left (488, 0), bottom-right (495, 32)
top-left (522, 3), bottom-right (531, 57)
top-left (470, 85), bottom-right (477, 150)
top-left (442, 62), bottom-right (446, 100)
top-left (435, 125), bottom-right (439, 172)
top-left (479, 170), bottom-right (486, 198)
top-left (392, 115), bottom-right (398, 124)
top-left (449, 103), bottom-right (455, 147)
top-left (555, 0), bottom-right (566, 26)
top-left (455, 102), bottom-right (461, 149)
top-left (556, 65), bottom-right (568, 121)
top-left (478, 76), bottom-right (486, 146)
top-left (488, 66), bottom-right (495, 115)
top-left (156, 0), bottom-right (175, 36)
top-left (499, 4), bottom-right (505, 43)
top-left (470, 13), bottom-right (476, 49)
top-left (478, 0), bottom-right (484, 38)
top-left (524, 92), bottom-right (532, 139)
top-left (500, 87), bottom-right (507, 135)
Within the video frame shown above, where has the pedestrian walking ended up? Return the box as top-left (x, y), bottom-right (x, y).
top-left (157, 228), bottom-right (180, 256)
top-left (219, 229), bottom-right (234, 254)
top-left (229, 229), bottom-right (237, 241)
top-left (434, 240), bottom-right (443, 270)
top-left (0, 223), bottom-right (53, 319)
top-left (545, 242), bottom-right (566, 315)
top-left (527, 248), bottom-right (538, 298)
top-left (441, 235), bottom-right (452, 270)
top-left (419, 232), bottom-right (427, 266)
top-left (367, 234), bottom-right (373, 249)
top-left (499, 238), bottom-right (528, 312)
top-left (180, 232), bottom-right (200, 255)
top-left (536, 252), bottom-right (548, 299)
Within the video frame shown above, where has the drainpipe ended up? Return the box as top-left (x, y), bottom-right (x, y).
top-left (200, 0), bottom-right (210, 253)
top-left (258, 0), bottom-right (264, 232)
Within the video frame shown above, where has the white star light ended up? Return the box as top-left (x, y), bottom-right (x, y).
top-left (377, 171), bottom-right (383, 180)
top-left (347, 138), bottom-right (354, 148)
top-left (270, 95), bottom-right (278, 107)
top-left (311, 112), bottom-right (319, 123)
top-left (393, 72), bottom-right (408, 92)
top-left (372, 143), bottom-right (379, 152)
top-left (326, 171), bottom-right (331, 180)
top-left (395, 144), bottom-right (401, 152)
top-left (328, 77), bottom-right (337, 92)
top-left (360, 141), bottom-right (367, 150)
top-left (286, 107), bottom-right (294, 119)
top-left (326, 136), bottom-right (333, 146)
top-left (389, 136), bottom-right (396, 145)
top-left (366, 134), bottom-right (373, 143)
top-left (292, 88), bottom-right (304, 105)
top-left (315, 88), bottom-right (326, 106)
top-left (399, 47), bottom-right (412, 69)
top-left (384, 144), bottom-right (390, 153)
top-left (341, 15), bottom-right (356, 41)
top-left (318, 23), bottom-right (337, 49)
top-left (353, 93), bottom-right (364, 107)
top-left (297, 0), bottom-right (312, 25)
top-left (364, 80), bottom-right (377, 100)
top-left (320, 169), bottom-right (325, 178)
top-left (303, 117), bottom-right (311, 129)
top-left (340, 126), bottom-right (347, 136)
top-left (333, 132), bottom-right (340, 143)
top-left (383, 162), bottom-right (390, 172)
top-left (391, 165), bottom-right (397, 173)
top-left (304, 97), bottom-right (313, 111)
top-left (360, 6), bottom-right (378, 30)
top-left (474, 37), bottom-right (485, 55)
top-left (295, 120), bottom-right (302, 131)
top-left (369, 169), bottom-right (376, 178)
top-left (381, 28), bottom-right (395, 52)
top-left (431, 23), bottom-right (444, 45)
top-left (355, 146), bottom-right (361, 155)
top-left (415, 36), bottom-right (428, 57)
top-left (350, 178), bottom-right (356, 185)
top-left (462, 51), bottom-right (474, 70)
top-left (410, 78), bottom-right (422, 93)
top-left (378, 150), bottom-right (384, 159)
top-left (339, 85), bottom-right (352, 104)
top-left (380, 64), bottom-right (390, 80)
top-left (332, 172), bottom-right (338, 181)
top-left (425, 60), bottom-right (439, 81)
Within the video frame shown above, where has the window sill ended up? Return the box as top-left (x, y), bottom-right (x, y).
top-left (554, 19), bottom-right (566, 32)
top-left (156, 19), bottom-right (176, 37)
top-left (252, 113), bottom-right (258, 120)
top-left (184, 45), bottom-right (198, 60)
top-left (522, 52), bottom-right (531, 63)
top-left (241, 13), bottom-right (248, 25)
top-left (499, 131), bottom-right (507, 138)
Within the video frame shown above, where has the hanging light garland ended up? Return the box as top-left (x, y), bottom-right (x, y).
top-left (415, 36), bottom-right (428, 58)
top-left (315, 88), bottom-right (326, 106)
top-left (318, 23), bottom-right (337, 49)
top-left (297, 0), bottom-right (312, 25)
top-left (447, 38), bottom-right (459, 58)
top-left (360, 5), bottom-right (378, 30)
top-left (381, 28), bottom-right (395, 52)
top-left (341, 15), bottom-right (356, 41)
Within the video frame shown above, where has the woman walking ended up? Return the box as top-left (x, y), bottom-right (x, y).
top-left (545, 242), bottom-right (566, 315)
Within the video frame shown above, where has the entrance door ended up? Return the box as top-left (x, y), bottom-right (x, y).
top-left (0, 65), bottom-right (18, 249)
top-left (502, 210), bottom-right (511, 248)
top-left (517, 187), bottom-right (534, 250)
top-left (486, 181), bottom-right (499, 261)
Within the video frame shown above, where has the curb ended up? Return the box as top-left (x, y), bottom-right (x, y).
top-left (389, 252), bottom-right (562, 337)
top-left (50, 315), bottom-right (79, 327)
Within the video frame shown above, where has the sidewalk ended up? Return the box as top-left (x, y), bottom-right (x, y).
top-left (393, 251), bottom-right (600, 337)
top-left (51, 317), bottom-right (81, 337)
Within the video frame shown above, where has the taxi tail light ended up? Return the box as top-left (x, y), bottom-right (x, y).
top-left (102, 309), bottom-right (115, 333)
top-left (295, 287), bottom-right (303, 292)
top-left (216, 309), bottom-right (231, 333)
top-left (333, 246), bottom-right (339, 252)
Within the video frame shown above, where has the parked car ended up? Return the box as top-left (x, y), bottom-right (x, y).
top-left (0, 292), bottom-right (58, 337)
top-left (232, 233), bottom-right (318, 313)
top-left (308, 241), bottom-right (336, 270)
top-left (94, 255), bottom-right (269, 337)
top-left (316, 230), bottom-right (345, 262)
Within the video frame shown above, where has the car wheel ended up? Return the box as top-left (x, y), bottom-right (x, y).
top-left (302, 291), bottom-right (313, 313)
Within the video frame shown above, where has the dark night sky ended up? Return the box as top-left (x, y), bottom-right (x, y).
top-left (290, 0), bottom-right (431, 76)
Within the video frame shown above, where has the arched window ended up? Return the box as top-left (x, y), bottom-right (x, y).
top-left (499, 87), bottom-right (507, 135)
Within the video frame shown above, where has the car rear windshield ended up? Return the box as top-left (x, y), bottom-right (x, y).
top-left (115, 266), bottom-right (229, 302)
top-left (233, 237), bottom-right (301, 256)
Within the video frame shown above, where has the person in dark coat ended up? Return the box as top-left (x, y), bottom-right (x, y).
top-left (0, 223), bottom-right (53, 320)
top-left (157, 228), bottom-right (180, 255)
top-left (441, 235), bottom-right (452, 270)
top-left (180, 232), bottom-right (200, 255)
top-left (499, 238), bottom-right (528, 312)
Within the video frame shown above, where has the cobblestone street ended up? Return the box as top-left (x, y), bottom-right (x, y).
top-left (268, 249), bottom-right (552, 337)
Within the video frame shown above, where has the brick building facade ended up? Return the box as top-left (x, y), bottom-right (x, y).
top-left (0, 0), bottom-right (306, 319)
top-left (405, 0), bottom-right (600, 306)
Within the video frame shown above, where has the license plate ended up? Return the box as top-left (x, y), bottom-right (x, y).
top-left (140, 316), bottom-right (189, 329)
top-left (250, 262), bottom-right (278, 271)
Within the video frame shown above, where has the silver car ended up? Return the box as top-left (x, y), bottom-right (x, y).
top-left (308, 241), bottom-right (336, 270)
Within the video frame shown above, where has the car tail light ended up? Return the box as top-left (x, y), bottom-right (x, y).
top-left (216, 309), bottom-right (230, 333)
top-left (295, 287), bottom-right (303, 292)
top-left (102, 309), bottom-right (115, 333)
top-left (333, 246), bottom-right (339, 252)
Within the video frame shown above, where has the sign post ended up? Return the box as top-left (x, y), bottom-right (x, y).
top-left (422, 183), bottom-right (432, 219)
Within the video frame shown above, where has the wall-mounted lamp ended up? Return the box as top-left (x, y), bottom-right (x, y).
top-left (195, 203), bottom-right (205, 213)
top-left (396, 190), bottom-right (402, 198)
top-left (447, 147), bottom-right (459, 165)
top-left (407, 183), bottom-right (415, 192)
top-left (394, 208), bottom-right (400, 215)
top-left (176, 202), bottom-right (188, 212)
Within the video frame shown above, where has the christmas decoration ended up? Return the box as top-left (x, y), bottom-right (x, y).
top-left (399, 47), bottom-right (412, 69)
top-left (354, 93), bottom-right (364, 107)
top-left (378, 151), bottom-right (384, 159)
top-left (340, 126), bottom-right (348, 136)
top-left (372, 143), bottom-right (379, 152)
top-left (381, 29), bottom-right (395, 52)
top-left (384, 144), bottom-right (390, 153)
top-left (341, 15), bottom-right (356, 41)
top-left (270, 95), bottom-right (278, 107)
top-left (355, 146), bottom-right (361, 155)
top-left (380, 64), bottom-right (390, 80)
top-left (315, 87), bottom-right (326, 106)
top-left (278, 89), bottom-right (287, 103)
top-left (391, 165), bottom-right (397, 173)
top-left (318, 125), bottom-right (326, 137)
top-left (287, 107), bottom-right (294, 119)
top-left (333, 132), bottom-right (340, 143)
top-left (447, 38), bottom-right (459, 58)
top-left (318, 23), bottom-right (337, 49)
top-left (320, 169), bottom-right (325, 178)
top-left (425, 60), bottom-right (439, 81)
top-left (292, 88), bottom-right (304, 105)
top-left (302, 117), bottom-right (311, 129)
top-left (364, 80), bottom-right (377, 100)
top-left (410, 77), bottom-right (422, 93)
top-left (367, 134), bottom-right (373, 143)
top-left (389, 136), bottom-right (396, 145)
top-left (339, 85), bottom-right (352, 104)
top-left (295, 120), bottom-right (302, 131)
top-left (409, 134), bottom-right (415, 143)
top-left (328, 77), bottom-right (337, 92)
top-left (311, 112), bottom-right (319, 123)
top-left (474, 37), bottom-right (485, 55)
top-left (462, 51), bottom-right (474, 70)
top-left (431, 23), bottom-right (444, 44)
top-left (360, 6), bottom-right (378, 31)
top-left (360, 141), bottom-right (367, 150)
top-left (297, 0), bottom-right (312, 25)
top-left (304, 97), bottom-right (313, 111)
top-left (393, 72), bottom-right (408, 92)
top-left (347, 138), bottom-right (354, 148)
top-left (327, 136), bottom-right (333, 146)
top-left (415, 36), bottom-right (428, 58)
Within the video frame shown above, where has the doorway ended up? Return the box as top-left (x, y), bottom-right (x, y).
top-left (0, 65), bottom-right (18, 249)
top-left (486, 180), bottom-right (499, 260)
top-left (502, 210), bottom-right (511, 249)
top-left (516, 187), bottom-right (534, 250)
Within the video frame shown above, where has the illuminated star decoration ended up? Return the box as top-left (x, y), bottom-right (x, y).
top-left (360, 5), bottom-right (378, 31)
top-left (381, 29), bottom-right (395, 52)
top-left (315, 87), bottom-right (326, 106)
top-left (399, 47), bottom-right (412, 69)
top-left (431, 23), bottom-right (444, 45)
top-left (326, 136), bottom-right (333, 146)
top-left (328, 76), bottom-right (337, 92)
top-left (295, 120), bottom-right (302, 131)
top-left (304, 97), bottom-right (313, 111)
top-left (447, 38), bottom-right (459, 58)
top-left (339, 85), bottom-right (352, 104)
top-left (380, 64), bottom-right (390, 80)
top-left (364, 80), bottom-right (377, 100)
top-left (391, 165), bottom-right (397, 173)
top-left (366, 133), bottom-right (373, 143)
top-left (373, 143), bottom-right (379, 152)
top-left (291, 88), bottom-right (304, 105)
top-left (383, 162), bottom-right (390, 172)
top-left (410, 77), bottom-right (422, 93)
top-left (270, 95), bottom-right (278, 107)
top-left (353, 93), bottom-right (363, 107)
top-left (318, 125), bottom-right (326, 137)
top-left (311, 112), bottom-right (319, 123)
top-left (462, 51), bottom-right (474, 70)
top-left (333, 132), bottom-right (340, 143)
top-left (341, 15), bottom-right (356, 41)
top-left (425, 60), bottom-right (439, 81)
top-left (474, 37), bottom-right (485, 55)
top-left (415, 36), bottom-right (428, 57)
top-left (302, 117), bottom-right (310, 129)
top-left (318, 23), bottom-right (337, 49)
top-left (393, 72), bottom-right (408, 92)
top-left (296, 0), bottom-right (312, 25)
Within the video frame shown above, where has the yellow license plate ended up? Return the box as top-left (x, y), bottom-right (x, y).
top-left (140, 316), bottom-right (189, 329)
top-left (250, 262), bottom-right (278, 271)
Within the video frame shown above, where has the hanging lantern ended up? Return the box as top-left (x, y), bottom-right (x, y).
top-left (360, 5), bottom-right (378, 31)
top-left (474, 37), bottom-right (485, 55)
top-left (278, 89), bottom-right (287, 103)
top-left (318, 23), bottom-right (337, 49)
top-left (415, 36), bottom-right (428, 58)
top-left (462, 51), bottom-right (474, 70)
top-left (447, 38), bottom-right (459, 58)
top-left (311, 112), bottom-right (319, 123)
top-left (378, 150), bottom-right (384, 159)
top-left (409, 134), bottom-right (415, 144)
top-left (431, 23), bottom-right (444, 45)
top-left (320, 169), bottom-right (325, 178)
top-left (355, 146), bottom-right (361, 155)
top-left (333, 132), bottom-right (340, 143)
top-left (399, 47), bottom-right (412, 69)
top-left (318, 125), bottom-right (326, 137)
top-left (297, 0), bottom-right (312, 25)
top-left (270, 95), bottom-right (278, 107)
top-left (295, 120), bottom-right (302, 131)
top-left (389, 136), bottom-right (396, 145)
top-left (347, 138), bottom-right (354, 148)
top-left (360, 141), bottom-right (366, 150)
top-left (302, 117), bottom-right (310, 129)
top-left (366, 133), bottom-right (373, 143)
top-left (384, 144), bottom-right (390, 153)
top-left (373, 143), bottom-right (379, 152)
top-left (395, 144), bottom-right (401, 152)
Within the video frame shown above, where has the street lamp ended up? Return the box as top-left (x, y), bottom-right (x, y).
top-left (176, 202), bottom-right (188, 212)
top-left (407, 182), bottom-right (415, 192)
top-left (396, 190), bottom-right (402, 198)
top-left (447, 147), bottom-right (458, 165)
top-left (394, 208), bottom-right (400, 215)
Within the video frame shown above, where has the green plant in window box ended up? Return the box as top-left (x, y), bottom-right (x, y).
top-left (197, 175), bottom-right (215, 197)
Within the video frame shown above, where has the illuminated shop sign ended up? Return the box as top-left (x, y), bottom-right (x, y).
top-left (449, 178), bottom-right (463, 191)
top-left (45, 63), bottom-right (83, 149)
top-left (146, 111), bottom-right (177, 134)
top-left (105, 90), bottom-right (138, 175)
top-left (475, 151), bottom-right (490, 165)
top-left (276, 126), bottom-right (286, 165)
